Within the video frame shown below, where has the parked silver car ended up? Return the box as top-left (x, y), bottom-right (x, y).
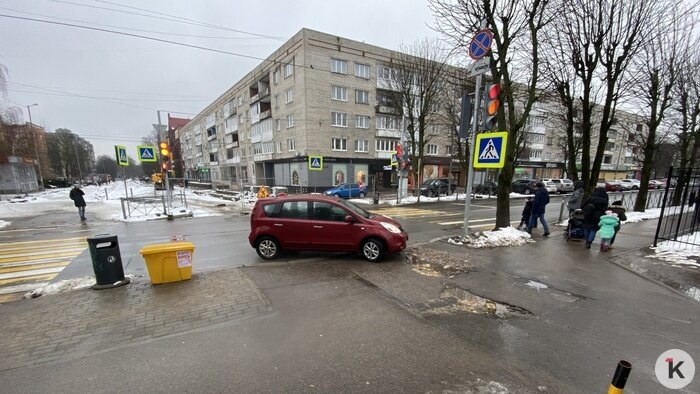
top-left (541, 178), bottom-right (574, 193)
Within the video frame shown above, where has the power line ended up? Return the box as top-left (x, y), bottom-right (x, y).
top-left (50, 0), bottom-right (285, 40)
top-left (0, 13), bottom-right (270, 63)
top-left (8, 87), bottom-right (212, 102)
top-left (0, 6), bottom-right (275, 41)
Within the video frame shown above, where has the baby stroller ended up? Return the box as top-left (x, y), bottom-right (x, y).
top-left (566, 209), bottom-right (585, 241)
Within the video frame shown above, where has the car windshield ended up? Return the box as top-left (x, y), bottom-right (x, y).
top-left (335, 199), bottom-right (372, 218)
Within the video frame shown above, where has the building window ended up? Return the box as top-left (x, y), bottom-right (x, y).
top-left (286, 88), bottom-right (293, 103)
top-left (603, 155), bottom-right (613, 164)
top-left (376, 115), bottom-right (397, 130)
top-left (355, 139), bottom-right (368, 152)
top-left (445, 145), bottom-right (452, 155)
top-left (284, 62), bottom-right (293, 78)
top-left (332, 138), bottom-right (347, 151)
top-left (546, 137), bottom-right (553, 146)
top-left (287, 115), bottom-right (295, 128)
top-left (274, 94), bottom-right (279, 109)
top-left (355, 90), bottom-right (369, 104)
top-left (273, 68), bottom-right (280, 84)
top-left (287, 138), bottom-right (296, 151)
top-left (530, 150), bottom-right (542, 159)
top-left (426, 144), bottom-right (438, 155)
top-left (331, 58), bottom-right (347, 74)
top-left (355, 115), bottom-right (369, 129)
top-left (545, 152), bottom-right (552, 160)
top-left (375, 138), bottom-right (397, 152)
top-left (331, 86), bottom-right (347, 101)
top-left (276, 119), bottom-right (281, 131)
top-left (331, 112), bottom-right (348, 127)
top-left (355, 63), bottom-right (370, 79)
top-left (605, 142), bottom-right (615, 151)
top-left (277, 142), bottom-right (282, 153)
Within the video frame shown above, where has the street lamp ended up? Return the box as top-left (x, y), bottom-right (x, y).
top-left (26, 103), bottom-right (43, 189)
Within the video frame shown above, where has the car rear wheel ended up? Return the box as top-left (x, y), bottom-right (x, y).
top-left (359, 192), bottom-right (366, 198)
top-left (256, 236), bottom-right (280, 260)
top-left (524, 188), bottom-right (532, 195)
top-left (361, 238), bottom-right (385, 262)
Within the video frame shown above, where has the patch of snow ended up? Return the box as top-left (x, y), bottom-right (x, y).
top-left (25, 276), bottom-right (96, 298)
top-left (0, 220), bottom-right (10, 229)
top-left (450, 227), bottom-right (534, 248)
top-left (525, 280), bottom-right (548, 290)
top-left (649, 232), bottom-right (700, 268)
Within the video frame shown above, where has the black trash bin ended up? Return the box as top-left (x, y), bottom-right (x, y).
top-left (87, 234), bottom-right (130, 289)
top-left (373, 192), bottom-right (380, 204)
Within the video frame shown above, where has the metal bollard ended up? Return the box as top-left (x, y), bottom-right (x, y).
top-left (608, 360), bottom-right (632, 394)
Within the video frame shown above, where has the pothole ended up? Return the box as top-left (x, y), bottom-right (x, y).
top-left (407, 247), bottom-right (474, 277)
top-left (513, 276), bottom-right (588, 303)
top-left (417, 284), bottom-right (534, 319)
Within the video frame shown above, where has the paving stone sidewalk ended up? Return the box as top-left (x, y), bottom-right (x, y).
top-left (0, 269), bottom-right (271, 372)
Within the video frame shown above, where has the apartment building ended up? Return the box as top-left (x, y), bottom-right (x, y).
top-left (179, 29), bottom-right (454, 191)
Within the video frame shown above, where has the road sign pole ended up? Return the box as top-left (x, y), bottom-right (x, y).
top-left (463, 72), bottom-right (483, 238)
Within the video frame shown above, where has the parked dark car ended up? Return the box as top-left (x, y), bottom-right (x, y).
top-left (473, 180), bottom-right (498, 195)
top-left (248, 194), bottom-right (408, 262)
top-left (511, 179), bottom-right (538, 195)
top-left (419, 178), bottom-right (457, 197)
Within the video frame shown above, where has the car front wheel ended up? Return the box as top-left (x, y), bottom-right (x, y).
top-left (334, 193), bottom-right (341, 198)
top-left (359, 192), bottom-right (366, 198)
top-left (256, 236), bottom-right (280, 260)
top-left (361, 238), bottom-right (385, 262)
top-left (524, 188), bottom-right (532, 195)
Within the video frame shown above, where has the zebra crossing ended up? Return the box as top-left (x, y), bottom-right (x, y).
top-left (369, 205), bottom-right (518, 229)
top-left (0, 237), bottom-right (87, 303)
top-left (369, 206), bottom-right (457, 219)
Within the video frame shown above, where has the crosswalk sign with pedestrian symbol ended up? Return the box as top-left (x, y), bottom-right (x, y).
top-left (308, 155), bottom-right (323, 171)
top-left (474, 131), bottom-right (508, 168)
top-left (137, 145), bottom-right (157, 163)
top-left (115, 145), bottom-right (129, 166)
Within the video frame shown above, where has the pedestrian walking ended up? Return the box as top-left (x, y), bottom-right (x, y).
top-left (581, 187), bottom-right (609, 249)
top-left (598, 210), bottom-right (620, 252)
top-left (568, 180), bottom-right (585, 214)
top-left (608, 200), bottom-right (627, 248)
top-left (69, 184), bottom-right (87, 221)
top-left (517, 197), bottom-right (535, 230)
top-left (527, 182), bottom-right (550, 237)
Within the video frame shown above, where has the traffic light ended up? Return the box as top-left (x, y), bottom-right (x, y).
top-left (481, 83), bottom-right (501, 131)
top-left (458, 93), bottom-right (474, 139)
top-left (159, 142), bottom-right (171, 157)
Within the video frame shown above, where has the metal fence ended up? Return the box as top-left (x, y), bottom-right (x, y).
top-left (653, 167), bottom-right (700, 248)
top-left (119, 190), bottom-right (189, 220)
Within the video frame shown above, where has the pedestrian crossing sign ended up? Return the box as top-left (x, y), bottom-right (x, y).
top-left (137, 145), bottom-right (157, 163)
top-left (474, 131), bottom-right (507, 168)
top-left (115, 145), bottom-right (129, 166)
top-left (308, 155), bottom-right (323, 171)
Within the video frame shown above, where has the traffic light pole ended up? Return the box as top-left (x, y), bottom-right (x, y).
top-left (463, 72), bottom-right (483, 238)
top-left (157, 111), bottom-right (172, 216)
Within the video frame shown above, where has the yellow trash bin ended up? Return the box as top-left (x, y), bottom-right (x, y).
top-left (139, 242), bottom-right (195, 284)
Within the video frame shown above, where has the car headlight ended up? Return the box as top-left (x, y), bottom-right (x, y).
top-left (380, 222), bottom-right (401, 234)
top-left (325, 191), bottom-right (332, 195)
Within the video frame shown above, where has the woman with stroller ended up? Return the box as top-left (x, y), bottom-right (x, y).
top-left (568, 180), bottom-right (585, 214)
top-left (581, 187), bottom-right (609, 249)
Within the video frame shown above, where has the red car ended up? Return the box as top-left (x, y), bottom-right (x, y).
top-left (248, 194), bottom-right (408, 262)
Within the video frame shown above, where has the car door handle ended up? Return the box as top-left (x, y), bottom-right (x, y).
top-left (274, 223), bottom-right (283, 227)
top-left (313, 225), bottom-right (323, 229)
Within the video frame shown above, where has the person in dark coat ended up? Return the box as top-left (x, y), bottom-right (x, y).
top-left (69, 184), bottom-right (87, 221)
top-left (581, 187), bottom-right (609, 249)
top-left (568, 180), bottom-right (585, 214)
top-left (517, 197), bottom-right (535, 230)
top-left (527, 182), bottom-right (550, 237)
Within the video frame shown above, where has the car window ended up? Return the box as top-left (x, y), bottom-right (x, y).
top-left (313, 202), bottom-right (347, 222)
top-left (552, 180), bottom-right (561, 184)
top-left (350, 184), bottom-right (358, 189)
top-left (279, 201), bottom-right (309, 219)
top-left (263, 202), bottom-right (283, 217)
top-left (335, 199), bottom-right (370, 218)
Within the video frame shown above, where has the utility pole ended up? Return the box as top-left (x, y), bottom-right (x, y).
top-left (73, 141), bottom-right (83, 184)
top-left (26, 104), bottom-right (43, 189)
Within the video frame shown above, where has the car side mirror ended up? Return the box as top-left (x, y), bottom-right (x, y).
top-left (344, 215), bottom-right (355, 223)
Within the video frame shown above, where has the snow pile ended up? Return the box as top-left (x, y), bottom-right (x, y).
top-left (0, 220), bottom-right (10, 230)
top-left (25, 276), bottom-right (97, 298)
top-left (448, 227), bottom-right (534, 248)
top-left (525, 280), bottom-right (549, 290)
top-left (649, 233), bottom-right (700, 269)
top-left (623, 208), bottom-right (663, 223)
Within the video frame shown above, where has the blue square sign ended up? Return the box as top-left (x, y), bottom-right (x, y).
top-left (474, 131), bottom-right (508, 168)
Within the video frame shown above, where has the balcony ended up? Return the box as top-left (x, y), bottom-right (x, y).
top-left (260, 109), bottom-right (271, 121)
top-left (375, 105), bottom-right (399, 115)
top-left (376, 129), bottom-right (402, 139)
top-left (375, 151), bottom-right (393, 159)
top-left (225, 141), bottom-right (239, 149)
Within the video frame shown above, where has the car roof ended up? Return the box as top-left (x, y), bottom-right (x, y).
top-left (256, 194), bottom-right (341, 204)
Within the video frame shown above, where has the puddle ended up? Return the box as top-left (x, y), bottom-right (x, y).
top-left (407, 247), bottom-right (473, 278)
top-left (417, 285), bottom-right (533, 318)
top-left (513, 275), bottom-right (587, 303)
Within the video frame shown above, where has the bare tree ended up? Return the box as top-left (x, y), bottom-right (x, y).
top-left (430, 0), bottom-right (553, 228)
top-left (630, 2), bottom-right (697, 211)
top-left (541, 0), bottom-right (659, 196)
top-left (383, 38), bottom-right (450, 199)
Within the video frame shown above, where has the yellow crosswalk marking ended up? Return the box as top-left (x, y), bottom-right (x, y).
top-left (0, 237), bottom-right (87, 302)
top-left (370, 207), bottom-right (452, 218)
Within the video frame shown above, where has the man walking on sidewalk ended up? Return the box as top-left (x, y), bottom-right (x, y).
top-left (69, 184), bottom-right (87, 221)
top-left (527, 182), bottom-right (550, 237)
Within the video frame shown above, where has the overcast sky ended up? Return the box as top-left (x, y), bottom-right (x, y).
top-left (0, 0), bottom-right (440, 159)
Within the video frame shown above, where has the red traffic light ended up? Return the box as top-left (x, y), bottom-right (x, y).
top-left (482, 83), bottom-right (501, 130)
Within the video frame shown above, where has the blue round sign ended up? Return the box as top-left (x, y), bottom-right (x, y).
top-left (469, 29), bottom-right (493, 60)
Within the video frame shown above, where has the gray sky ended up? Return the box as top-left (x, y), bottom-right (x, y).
top-left (0, 0), bottom-right (439, 159)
